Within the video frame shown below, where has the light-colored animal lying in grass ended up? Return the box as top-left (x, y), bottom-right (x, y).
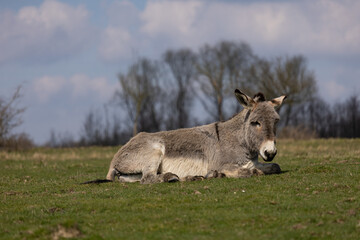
top-left (85, 89), bottom-right (286, 184)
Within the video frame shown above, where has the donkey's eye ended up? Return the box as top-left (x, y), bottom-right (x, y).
top-left (251, 121), bottom-right (261, 127)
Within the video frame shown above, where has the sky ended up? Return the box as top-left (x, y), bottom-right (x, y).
top-left (1, 0), bottom-right (359, 144)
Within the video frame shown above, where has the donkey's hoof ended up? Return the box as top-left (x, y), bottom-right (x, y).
top-left (205, 170), bottom-right (219, 179)
top-left (251, 168), bottom-right (264, 176)
top-left (205, 170), bottom-right (226, 179)
top-left (187, 176), bottom-right (204, 181)
top-left (271, 163), bottom-right (281, 174)
top-left (163, 172), bottom-right (179, 183)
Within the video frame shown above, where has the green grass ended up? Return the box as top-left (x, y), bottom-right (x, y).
top-left (1, 139), bottom-right (359, 239)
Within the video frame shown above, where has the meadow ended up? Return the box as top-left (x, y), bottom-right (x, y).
top-left (0, 139), bottom-right (359, 239)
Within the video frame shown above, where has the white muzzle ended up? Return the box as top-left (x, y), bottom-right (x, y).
top-left (260, 140), bottom-right (277, 162)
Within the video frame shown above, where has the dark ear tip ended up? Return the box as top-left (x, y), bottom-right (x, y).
top-left (253, 92), bottom-right (266, 102)
top-left (234, 89), bottom-right (240, 94)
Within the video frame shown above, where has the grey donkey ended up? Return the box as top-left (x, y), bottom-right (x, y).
top-left (84, 89), bottom-right (286, 184)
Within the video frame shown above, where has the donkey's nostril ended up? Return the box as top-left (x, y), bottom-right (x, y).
top-left (264, 149), bottom-right (277, 161)
top-left (272, 149), bottom-right (277, 157)
top-left (264, 150), bottom-right (269, 157)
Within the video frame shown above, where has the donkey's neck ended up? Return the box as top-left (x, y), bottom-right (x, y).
top-left (220, 109), bottom-right (248, 133)
top-left (217, 109), bottom-right (258, 161)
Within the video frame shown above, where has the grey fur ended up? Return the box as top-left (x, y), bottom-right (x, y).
top-left (106, 89), bottom-right (286, 184)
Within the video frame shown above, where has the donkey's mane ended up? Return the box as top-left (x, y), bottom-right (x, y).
top-left (221, 112), bottom-right (241, 123)
top-left (219, 107), bottom-right (248, 124)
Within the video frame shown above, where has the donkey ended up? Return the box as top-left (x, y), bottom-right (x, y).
top-left (84, 89), bottom-right (286, 184)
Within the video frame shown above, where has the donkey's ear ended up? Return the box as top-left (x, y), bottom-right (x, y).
top-left (235, 89), bottom-right (255, 109)
top-left (270, 95), bottom-right (287, 109)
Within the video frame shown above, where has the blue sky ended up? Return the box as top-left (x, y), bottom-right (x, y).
top-left (1, 0), bottom-right (359, 144)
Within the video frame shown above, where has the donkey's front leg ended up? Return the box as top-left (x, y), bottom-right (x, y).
top-left (208, 164), bottom-right (264, 179)
top-left (181, 175), bottom-right (205, 181)
top-left (141, 172), bottom-right (179, 184)
top-left (140, 149), bottom-right (180, 184)
top-left (141, 169), bottom-right (180, 184)
top-left (254, 162), bottom-right (281, 174)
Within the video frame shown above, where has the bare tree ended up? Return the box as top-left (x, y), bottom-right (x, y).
top-left (196, 41), bottom-right (255, 121)
top-left (78, 104), bottom-right (127, 146)
top-left (222, 42), bottom-right (256, 113)
top-left (0, 86), bottom-right (25, 141)
top-left (115, 58), bottom-right (164, 136)
top-left (306, 97), bottom-right (332, 137)
top-left (163, 48), bottom-right (197, 129)
top-left (341, 95), bottom-right (359, 138)
top-left (248, 55), bottom-right (317, 126)
top-left (81, 109), bottom-right (103, 145)
top-left (310, 95), bottom-right (360, 138)
top-left (196, 43), bottom-right (226, 121)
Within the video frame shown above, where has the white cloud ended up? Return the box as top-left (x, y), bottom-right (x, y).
top-left (17, 0), bottom-right (87, 29)
top-left (98, 0), bottom-right (143, 62)
top-left (98, 26), bottom-right (132, 62)
top-left (70, 74), bottom-right (115, 99)
top-left (107, 0), bottom-right (141, 27)
top-left (33, 75), bottom-right (66, 102)
top-left (0, 0), bottom-right (93, 64)
top-left (99, 0), bottom-right (360, 60)
top-left (141, 1), bottom-right (203, 37)
top-left (32, 74), bottom-right (116, 103)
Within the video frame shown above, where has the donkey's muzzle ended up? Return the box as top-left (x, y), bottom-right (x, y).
top-left (260, 140), bottom-right (277, 162)
top-left (263, 149), bottom-right (277, 162)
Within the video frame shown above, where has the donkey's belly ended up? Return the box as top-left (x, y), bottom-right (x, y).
top-left (161, 157), bottom-right (208, 178)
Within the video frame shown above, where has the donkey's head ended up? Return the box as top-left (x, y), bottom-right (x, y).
top-left (235, 89), bottom-right (287, 162)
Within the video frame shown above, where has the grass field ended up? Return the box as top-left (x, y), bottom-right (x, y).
top-left (0, 139), bottom-right (359, 239)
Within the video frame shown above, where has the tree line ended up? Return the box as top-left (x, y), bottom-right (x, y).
top-left (1, 40), bottom-right (359, 149)
top-left (73, 40), bottom-right (359, 147)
